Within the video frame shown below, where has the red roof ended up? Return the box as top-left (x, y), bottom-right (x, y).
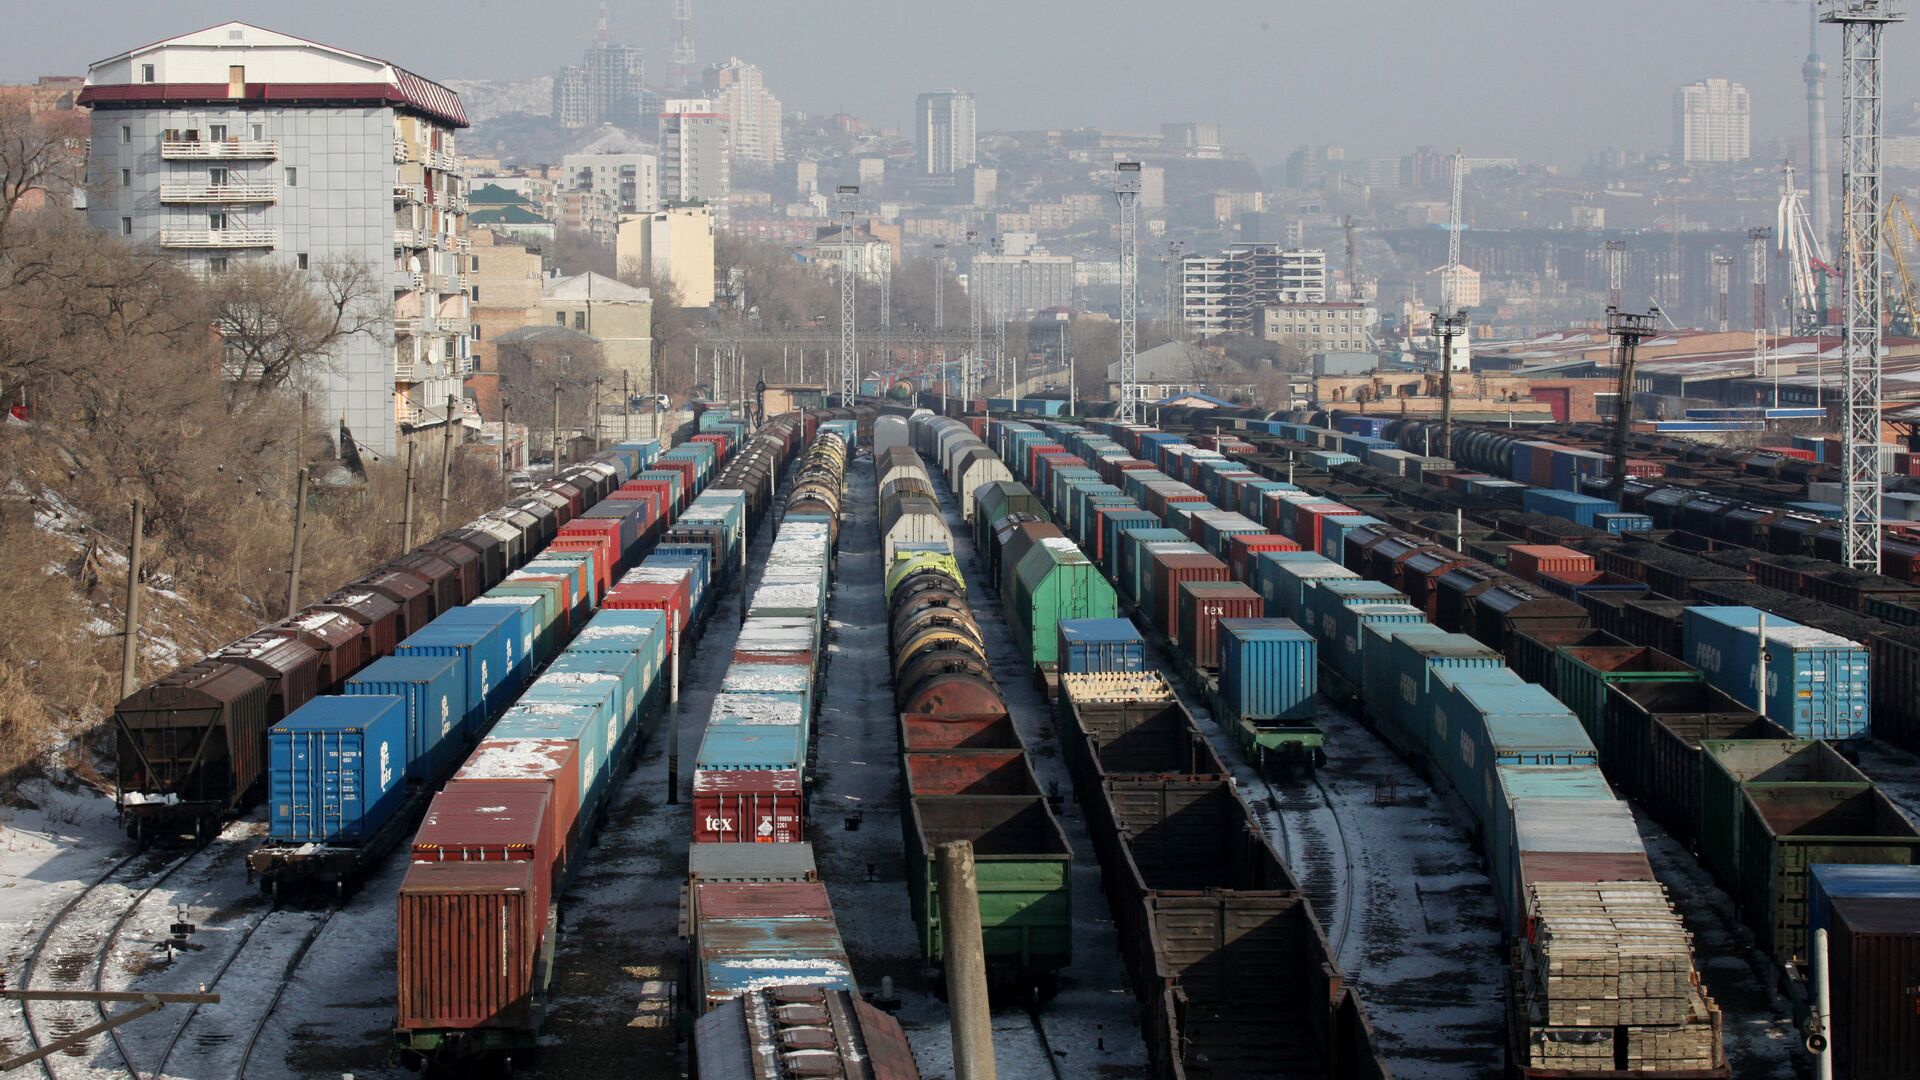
top-left (77, 79), bottom-right (467, 128)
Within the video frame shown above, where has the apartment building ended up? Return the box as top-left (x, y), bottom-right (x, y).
top-left (660, 107), bottom-right (732, 219)
top-left (704, 58), bottom-right (783, 165)
top-left (1673, 78), bottom-right (1751, 164)
top-left (615, 202), bottom-right (717, 308)
top-left (916, 90), bottom-right (976, 176)
top-left (971, 251), bottom-right (1075, 318)
top-left (1181, 246), bottom-right (1328, 337)
top-left (466, 227), bottom-right (546, 418)
top-left (1261, 302), bottom-right (1372, 355)
top-left (79, 21), bottom-right (470, 457)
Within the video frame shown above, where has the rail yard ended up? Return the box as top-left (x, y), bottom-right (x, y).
top-left (0, 401), bottom-right (1916, 1080)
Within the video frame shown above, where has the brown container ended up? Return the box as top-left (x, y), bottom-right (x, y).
top-left (271, 610), bottom-right (371, 691)
top-left (903, 750), bottom-right (1042, 798)
top-left (1868, 628), bottom-right (1920, 755)
top-left (1149, 551), bottom-right (1230, 638)
top-left (454, 739), bottom-right (582, 881)
top-left (1060, 686), bottom-right (1228, 807)
top-left (418, 538), bottom-right (485, 604)
top-left (395, 859), bottom-right (546, 1032)
top-left (1605, 680), bottom-right (1781, 846)
top-left (1175, 580), bottom-right (1263, 667)
top-left (899, 713), bottom-right (1024, 752)
top-left (387, 551), bottom-right (464, 616)
top-left (1826, 895), bottom-right (1920, 1079)
top-left (113, 660), bottom-right (270, 820)
top-left (309, 588), bottom-right (403, 662)
top-left (1506, 544), bottom-right (1595, 585)
top-left (212, 632), bottom-right (320, 724)
top-left (1402, 548), bottom-right (1473, 617)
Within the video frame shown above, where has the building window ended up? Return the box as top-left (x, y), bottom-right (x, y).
top-left (251, 124), bottom-right (264, 141)
top-left (120, 125), bottom-right (131, 145)
top-left (208, 166), bottom-right (228, 186)
top-left (573, 311), bottom-right (585, 330)
top-left (209, 255), bottom-right (228, 274)
top-left (472, 324), bottom-right (482, 340)
top-left (140, 64), bottom-right (154, 83)
top-left (209, 124), bottom-right (227, 141)
top-left (120, 217), bottom-right (132, 236)
top-left (471, 285), bottom-right (480, 302)
top-left (555, 312), bottom-right (566, 326)
top-left (296, 253), bottom-right (309, 270)
top-left (471, 256), bottom-right (480, 271)
top-left (209, 210), bottom-right (228, 230)
top-left (285, 166), bottom-right (297, 186)
top-left (120, 168), bottom-right (130, 187)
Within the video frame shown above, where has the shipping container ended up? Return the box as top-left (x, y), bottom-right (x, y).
top-left (1683, 606), bottom-right (1872, 740)
top-left (1175, 580), bottom-right (1264, 667)
top-left (454, 739), bottom-right (582, 880)
top-left (688, 881), bottom-right (854, 1012)
top-left (1012, 537), bottom-right (1119, 668)
top-left (1737, 785), bottom-right (1920, 965)
top-left (343, 655), bottom-right (465, 783)
top-left (1811, 872), bottom-right (1920, 1080)
top-left (1217, 618), bottom-right (1318, 724)
top-left (397, 610), bottom-right (514, 737)
top-left (266, 696), bottom-right (408, 844)
top-left (1056, 618), bottom-right (1148, 674)
top-left (394, 860), bottom-right (548, 1035)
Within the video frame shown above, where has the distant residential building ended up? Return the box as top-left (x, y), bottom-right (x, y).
top-left (1673, 79), bottom-right (1750, 164)
top-left (1161, 122), bottom-right (1223, 156)
top-left (703, 58), bottom-right (782, 164)
top-left (0, 74), bottom-right (84, 115)
top-left (795, 227), bottom-right (892, 281)
top-left (660, 109), bottom-right (731, 218)
top-left (1570, 206), bottom-right (1606, 230)
top-left (1106, 340), bottom-right (1251, 403)
top-left (78, 20), bottom-right (470, 457)
top-left (858, 157), bottom-right (886, 187)
top-left (615, 202), bottom-right (716, 308)
top-left (971, 251), bottom-right (1075, 319)
top-left (1261, 302), bottom-right (1372, 355)
top-left (561, 150), bottom-right (658, 215)
top-left (916, 90), bottom-right (976, 176)
top-left (1285, 145), bottom-right (1343, 189)
top-left (1138, 164), bottom-right (1165, 209)
top-left (788, 160), bottom-right (819, 198)
top-left (1426, 264), bottom-right (1483, 310)
top-left (1181, 246), bottom-right (1328, 337)
top-left (539, 271), bottom-right (652, 394)
top-left (1888, 135), bottom-right (1920, 171)
top-left (465, 228), bottom-right (547, 418)
top-left (468, 203), bottom-right (556, 244)
top-left (554, 7), bottom-right (645, 129)
top-left (1401, 145), bottom-right (1449, 191)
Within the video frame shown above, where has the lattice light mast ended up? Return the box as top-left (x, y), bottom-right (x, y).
top-left (1114, 162), bottom-right (1143, 423)
top-left (967, 230), bottom-right (983, 401)
top-left (1606, 307), bottom-right (1662, 504)
top-left (933, 243), bottom-right (948, 410)
top-left (1605, 240), bottom-right (1626, 312)
top-left (836, 185), bottom-right (859, 407)
top-left (1825, 0), bottom-right (1903, 571)
top-left (1713, 255), bottom-right (1734, 332)
top-left (1751, 226), bottom-right (1773, 378)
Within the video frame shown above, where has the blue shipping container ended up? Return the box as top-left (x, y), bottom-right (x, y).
top-left (268, 696), bottom-right (408, 843)
top-left (1218, 618), bottom-right (1317, 722)
top-left (1681, 606), bottom-right (1871, 740)
top-left (397, 609), bottom-right (514, 735)
top-left (343, 654), bottom-right (465, 782)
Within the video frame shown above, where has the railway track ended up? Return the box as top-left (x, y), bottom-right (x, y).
top-left (148, 903), bottom-right (335, 1080)
top-left (10, 846), bottom-right (199, 1079)
top-left (1258, 772), bottom-right (1360, 963)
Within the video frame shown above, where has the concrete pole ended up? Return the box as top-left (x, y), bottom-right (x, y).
top-left (552, 381), bottom-right (563, 470)
top-left (118, 500), bottom-right (144, 699)
top-left (668, 621), bottom-right (681, 805)
top-left (500, 398), bottom-right (511, 497)
top-left (936, 840), bottom-right (997, 1080)
top-left (286, 470), bottom-right (309, 618)
top-left (401, 444), bottom-right (417, 551)
top-left (1812, 926), bottom-right (1833, 1080)
top-left (593, 377), bottom-right (605, 452)
top-left (438, 393), bottom-right (456, 521)
top-left (623, 369), bottom-right (631, 442)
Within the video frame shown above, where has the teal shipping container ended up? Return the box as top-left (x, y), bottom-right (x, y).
top-left (546, 649), bottom-right (645, 746)
top-left (1682, 606), bottom-right (1871, 740)
top-left (397, 608), bottom-right (515, 736)
top-left (1385, 630), bottom-right (1503, 752)
top-left (568, 607), bottom-right (669, 697)
top-left (1218, 618), bottom-right (1317, 722)
top-left (1057, 619), bottom-right (1148, 674)
top-left (492, 701), bottom-right (616, 818)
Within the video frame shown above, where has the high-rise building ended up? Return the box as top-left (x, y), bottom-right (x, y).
top-left (554, 4), bottom-right (645, 129)
top-left (1180, 246), bottom-right (1327, 337)
top-left (971, 251), bottom-right (1075, 318)
top-left (915, 90), bottom-right (976, 176)
top-left (79, 21), bottom-right (471, 457)
top-left (660, 109), bottom-right (731, 217)
top-left (1672, 79), bottom-right (1751, 164)
top-left (703, 58), bottom-right (783, 165)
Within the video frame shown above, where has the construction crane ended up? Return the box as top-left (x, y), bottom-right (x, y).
top-left (1887, 196), bottom-right (1920, 335)
top-left (1779, 161), bottom-right (1840, 332)
top-left (1825, 0), bottom-right (1903, 573)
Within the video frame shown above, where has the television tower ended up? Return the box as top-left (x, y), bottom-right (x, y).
top-left (1806, 0), bottom-right (1834, 248)
top-left (1824, 0), bottom-right (1903, 572)
top-left (669, 0), bottom-right (696, 90)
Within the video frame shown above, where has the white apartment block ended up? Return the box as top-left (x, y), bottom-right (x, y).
top-left (971, 252), bottom-right (1075, 319)
top-left (916, 90), bottom-right (976, 176)
top-left (1261, 302), bottom-right (1372, 355)
top-left (1181, 246), bottom-right (1328, 337)
top-left (704, 58), bottom-right (783, 165)
top-left (79, 21), bottom-right (470, 458)
top-left (661, 109), bottom-right (732, 220)
top-left (1672, 79), bottom-right (1751, 164)
top-left (561, 151), bottom-right (659, 216)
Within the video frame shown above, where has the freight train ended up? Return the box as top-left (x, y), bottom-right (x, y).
top-left (952, 413), bottom-right (1737, 1077)
top-left (875, 437), bottom-right (1074, 996)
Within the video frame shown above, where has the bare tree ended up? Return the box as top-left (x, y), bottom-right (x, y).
top-left (0, 101), bottom-right (85, 259)
top-left (206, 256), bottom-right (383, 409)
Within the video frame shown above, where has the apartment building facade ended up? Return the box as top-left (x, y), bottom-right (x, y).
top-left (1181, 246), bottom-right (1328, 337)
top-left (79, 21), bottom-right (470, 457)
top-left (1261, 301), bottom-right (1372, 355)
top-left (915, 90), bottom-right (976, 176)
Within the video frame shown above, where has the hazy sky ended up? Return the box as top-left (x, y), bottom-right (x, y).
top-left (11, 0), bottom-right (1917, 166)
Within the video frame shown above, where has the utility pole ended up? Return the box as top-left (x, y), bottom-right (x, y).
top-left (551, 380), bottom-right (564, 470)
top-left (968, 230), bottom-right (984, 401)
top-left (837, 185), bottom-right (860, 407)
top-left (1605, 239), bottom-right (1626, 312)
top-left (622, 369), bottom-right (631, 442)
top-left (1606, 306), bottom-right (1661, 505)
top-left (937, 841), bottom-right (997, 1080)
top-left (1432, 309), bottom-right (1468, 459)
top-left (1064, 322), bottom-right (1075, 416)
top-left (500, 398), bottom-right (511, 496)
top-left (1826, 0), bottom-right (1903, 572)
top-left (286, 469), bottom-right (308, 618)
top-left (1343, 215), bottom-right (1360, 301)
top-left (1115, 161), bottom-right (1142, 423)
top-left (401, 443), bottom-right (417, 551)
top-left (119, 500), bottom-right (144, 699)
top-left (593, 376), bottom-right (605, 452)
top-left (438, 394), bottom-right (456, 520)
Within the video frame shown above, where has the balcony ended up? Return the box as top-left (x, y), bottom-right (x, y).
top-left (433, 316), bottom-right (467, 333)
top-left (395, 359), bottom-right (419, 382)
top-left (427, 150), bottom-right (460, 173)
top-left (395, 183), bottom-right (425, 204)
top-left (393, 227), bottom-right (422, 248)
top-left (161, 139), bottom-right (279, 160)
top-left (159, 181), bottom-right (277, 204)
top-left (393, 138), bottom-right (410, 163)
top-left (159, 227), bottom-right (277, 249)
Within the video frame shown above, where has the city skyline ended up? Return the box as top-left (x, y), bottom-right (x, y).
top-left (8, 0), bottom-right (1913, 168)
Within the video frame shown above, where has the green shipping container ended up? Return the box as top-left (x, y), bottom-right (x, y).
top-left (903, 795), bottom-right (1073, 977)
top-left (1012, 538), bottom-right (1119, 668)
top-left (1736, 784), bottom-right (1920, 965)
top-left (1552, 645), bottom-right (1700, 760)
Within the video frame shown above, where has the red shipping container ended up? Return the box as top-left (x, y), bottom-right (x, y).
top-left (1292, 503), bottom-right (1355, 554)
top-left (547, 534), bottom-right (617, 595)
top-left (1624, 458), bottom-right (1667, 478)
top-left (1228, 534), bottom-right (1304, 582)
top-left (691, 432), bottom-right (729, 461)
top-left (506, 570), bottom-right (582, 623)
top-left (395, 860), bottom-right (546, 1032)
top-left (656, 459), bottom-right (697, 500)
top-left (607, 578), bottom-right (692, 642)
top-left (1177, 580), bottom-right (1264, 667)
top-left (1507, 544), bottom-right (1595, 585)
top-left (413, 782), bottom-right (556, 918)
top-left (1023, 443), bottom-right (1063, 484)
top-left (1150, 551), bottom-right (1230, 638)
top-left (455, 739), bottom-right (582, 879)
top-left (691, 768), bottom-right (804, 844)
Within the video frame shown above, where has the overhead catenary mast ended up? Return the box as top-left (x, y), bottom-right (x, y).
top-left (1605, 239), bottom-right (1626, 312)
top-left (1825, 0), bottom-right (1903, 572)
top-left (1713, 255), bottom-right (1734, 332)
top-left (1114, 162), bottom-right (1142, 423)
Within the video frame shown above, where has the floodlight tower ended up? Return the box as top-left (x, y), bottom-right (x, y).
top-left (967, 230), bottom-right (983, 401)
top-left (1824, 0), bottom-right (1903, 572)
top-left (1114, 162), bottom-right (1143, 423)
top-left (836, 185), bottom-right (859, 407)
top-left (933, 243), bottom-right (948, 409)
top-left (1605, 240), bottom-right (1626, 312)
top-left (1713, 255), bottom-right (1734, 332)
top-left (1750, 226), bottom-right (1773, 377)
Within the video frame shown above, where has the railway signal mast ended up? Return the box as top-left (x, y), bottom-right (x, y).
top-left (1114, 162), bottom-right (1142, 423)
top-left (967, 230), bottom-right (983, 401)
top-left (836, 185), bottom-right (859, 408)
top-left (933, 243), bottom-right (948, 410)
top-left (1825, 0), bottom-right (1902, 572)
